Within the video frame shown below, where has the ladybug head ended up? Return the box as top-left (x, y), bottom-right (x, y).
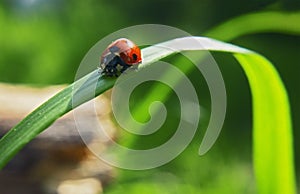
top-left (120, 46), bottom-right (142, 65)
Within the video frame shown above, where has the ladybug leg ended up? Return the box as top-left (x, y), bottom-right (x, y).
top-left (129, 65), bottom-right (138, 71)
top-left (113, 56), bottom-right (131, 74)
top-left (105, 57), bottom-right (120, 76)
top-left (120, 63), bottom-right (131, 73)
top-left (104, 66), bottom-right (118, 77)
top-left (101, 67), bottom-right (116, 77)
top-left (101, 55), bottom-right (132, 77)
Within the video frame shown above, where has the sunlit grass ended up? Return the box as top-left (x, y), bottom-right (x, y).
top-left (0, 36), bottom-right (296, 193)
top-left (0, 10), bottom-right (299, 194)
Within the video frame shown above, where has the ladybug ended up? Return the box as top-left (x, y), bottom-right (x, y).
top-left (99, 38), bottom-right (142, 77)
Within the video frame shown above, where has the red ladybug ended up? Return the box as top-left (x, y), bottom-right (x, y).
top-left (99, 38), bottom-right (142, 77)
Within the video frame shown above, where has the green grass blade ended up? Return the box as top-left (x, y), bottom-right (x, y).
top-left (0, 36), bottom-right (296, 194)
top-left (0, 85), bottom-right (73, 168)
top-left (135, 37), bottom-right (297, 194)
top-left (0, 71), bottom-right (116, 169)
top-left (234, 53), bottom-right (296, 194)
top-left (205, 11), bottom-right (300, 41)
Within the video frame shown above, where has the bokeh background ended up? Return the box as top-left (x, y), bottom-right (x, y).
top-left (0, 0), bottom-right (299, 193)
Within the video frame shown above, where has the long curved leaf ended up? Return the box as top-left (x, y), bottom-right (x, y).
top-left (205, 11), bottom-right (300, 41)
top-left (0, 36), bottom-right (296, 194)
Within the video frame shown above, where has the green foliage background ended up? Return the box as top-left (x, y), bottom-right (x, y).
top-left (0, 0), bottom-right (299, 193)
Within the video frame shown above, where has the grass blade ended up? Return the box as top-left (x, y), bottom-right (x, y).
top-left (0, 71), bottom-right (116, 169)
top-left (0, 36), bottom-right (296, 194)
top-left (129, 37), bottom-right (297, 193)
top-left (235, 53), bottom-right (296, 194)
top-left (205, 11), bottom-right (300, 41)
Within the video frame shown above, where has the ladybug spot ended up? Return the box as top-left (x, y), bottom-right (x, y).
top-left (132, 53), bottom-right (138, 61)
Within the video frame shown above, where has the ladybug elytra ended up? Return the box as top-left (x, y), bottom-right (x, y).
top-left (99, 38), bottom-right (142, 77)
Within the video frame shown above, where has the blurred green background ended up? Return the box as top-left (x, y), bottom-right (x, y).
top-left (0, 0), bottom-right (299, 193)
